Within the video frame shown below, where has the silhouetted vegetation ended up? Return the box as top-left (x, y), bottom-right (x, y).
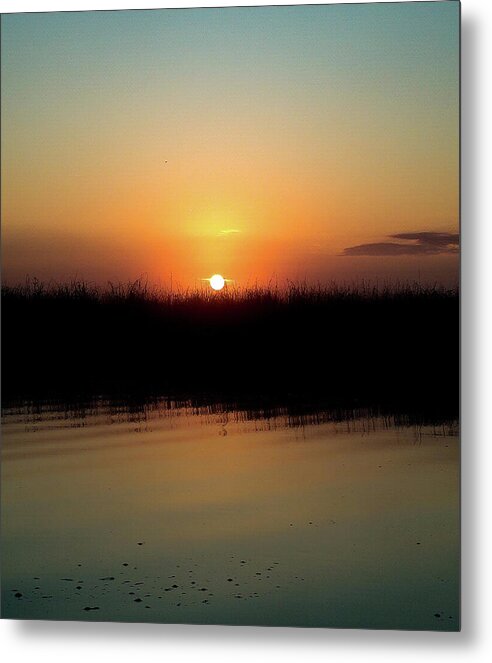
top-left (1, 279), bottom-right (459, 419)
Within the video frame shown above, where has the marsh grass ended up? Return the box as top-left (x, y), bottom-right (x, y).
top-left (2, 278), bottom-right (458, 418)
top-left (2, 276), bottom-right (456, 304)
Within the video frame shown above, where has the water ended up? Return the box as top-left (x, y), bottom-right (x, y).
top-left (1, 400), bottom-right (459, 630)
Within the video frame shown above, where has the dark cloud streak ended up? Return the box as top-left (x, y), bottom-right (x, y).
top-left (342, 231), bottom-right (459, 257)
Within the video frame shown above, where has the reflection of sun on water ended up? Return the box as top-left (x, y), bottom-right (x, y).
top-left (209, 274), bottom-right (225, 291)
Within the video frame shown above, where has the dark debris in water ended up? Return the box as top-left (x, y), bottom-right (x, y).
top-left (8, 551), bottom-right (313, 615)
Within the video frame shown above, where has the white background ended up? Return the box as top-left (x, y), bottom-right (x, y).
top-left (0, 0), bottom-right (490, 661)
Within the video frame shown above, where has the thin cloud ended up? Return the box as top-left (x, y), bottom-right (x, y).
top-left (342, 231), bottom-right (459, 257)
top-left (217, 228), bottom-right (241, 237)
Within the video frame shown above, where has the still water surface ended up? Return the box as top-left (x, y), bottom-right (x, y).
top-left (1, 401), bottom-right (459, 629)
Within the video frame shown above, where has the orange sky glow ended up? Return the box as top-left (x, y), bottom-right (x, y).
top-left (1, 4), bottom-right (459, 289)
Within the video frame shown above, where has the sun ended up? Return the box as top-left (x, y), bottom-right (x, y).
top-left (209, 274), bottom-right (225, 291)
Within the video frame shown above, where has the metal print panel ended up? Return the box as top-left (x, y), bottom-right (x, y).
top-left (0, 1), bottom-right (460, 630)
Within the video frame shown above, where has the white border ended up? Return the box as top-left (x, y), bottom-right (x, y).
top-left (2, 1), bottom-right (492, 662)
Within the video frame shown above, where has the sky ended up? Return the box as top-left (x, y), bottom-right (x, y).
top-left (1, 2), bottom-right (460, 289)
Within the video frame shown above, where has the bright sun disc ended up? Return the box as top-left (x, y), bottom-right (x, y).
top-left (210, 274), bottom-right (225, 291)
